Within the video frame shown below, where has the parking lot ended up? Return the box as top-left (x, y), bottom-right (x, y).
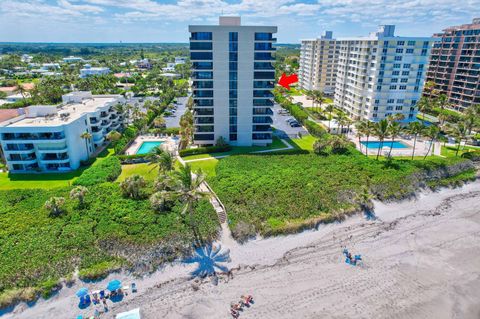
top-left (164, 96), bottom-right (188, 128)
top-left (272, 103), bottom-right (308, 138)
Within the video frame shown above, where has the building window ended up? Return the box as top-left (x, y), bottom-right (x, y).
top-left (408, 40), bottom-right (415, 46)
top-left (191, 32), bottom-right (212, 40)
top-left (394, 56), bottom-right (402, 61)
top-left (399, 85), bottom-right (407, 90)
top-left (406, 49), bottom-right (414, 54)
top-left (390, 85), bottom-right (397, 89)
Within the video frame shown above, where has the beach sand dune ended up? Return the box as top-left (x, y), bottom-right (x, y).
top-left (5, 182), bottom-right (480, 319)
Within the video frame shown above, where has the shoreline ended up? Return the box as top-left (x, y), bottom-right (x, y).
top-left (3, 178), bottom-right (480, 318)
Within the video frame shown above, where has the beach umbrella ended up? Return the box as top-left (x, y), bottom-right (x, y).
top-left (76, 287), bottom-right (88, 298)
top-left (107, 279), bottom-right (122, 291)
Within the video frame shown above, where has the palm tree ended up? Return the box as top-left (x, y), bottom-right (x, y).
top-left (355, 187), bottom-right (375, 212)
top-left (146, 146), bottom-right (175, 173)
top-left (313, 90), bottom-right (325, 113)
top-left (407, 121), bottom-right (424, 159)
top-left (80, 131), bottom-right (92, 158)
top-left (70, 186), bottom-right (88, 207)
top-left (120, 174), bottom-right (146, 199)
top-left (325, 104), bottom-right (334, 132)
top-left (14, 81), bottom-right (28, 106)
top-left (416, 96), bottom-right (431, 124)
top-left (387, 121), bottom-right (402, 158)
top-left (355, 121), bottom-right (367, 154)
top-left (106, 130), bottom-right (121, 143)
top-left (44, 197), bottom-right (65, 216)
top-left (423, 125), bottom-right (440, 159)
top-left (335, 112), bottom-right (348, 135)
top-left (374, 119), bottom-right (389, 160)
top-left (171, 165), bottom-right (210, 236)
top-left (450, 123), bottom-right (468, 156)
top-left (436, 94), bottom-right (450, 125)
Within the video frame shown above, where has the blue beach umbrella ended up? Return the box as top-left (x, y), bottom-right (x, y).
top-left (76, 287), bottom-right (88, 298)
top-left (107, 279), bottom-right (122, 291)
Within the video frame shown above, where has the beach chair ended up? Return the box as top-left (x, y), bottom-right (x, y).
top-left (99, 290), bottom-right (105, 299)
top-left (131, 282), bottom-right (137, 293)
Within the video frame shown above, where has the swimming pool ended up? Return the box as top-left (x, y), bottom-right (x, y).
top-left (361, 141), bottom-right (409, 149)
top-left (136, 141), bottom-right (164, 154)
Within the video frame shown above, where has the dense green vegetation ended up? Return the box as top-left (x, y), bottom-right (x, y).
top-left (72, 156), bottom-right (122, 186)
top-left (208, 151), bottom-right (474, 240)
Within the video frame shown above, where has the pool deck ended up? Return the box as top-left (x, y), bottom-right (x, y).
top-left (125, 135), bottom-right (178, 155)
top-left (348, 131), bottom-right (442, 157)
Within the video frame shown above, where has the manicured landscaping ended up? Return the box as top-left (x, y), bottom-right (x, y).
top-left (441, 144), bottom-right (480, 158)
top-left (117, 163), bottom-right (157, 181)
top-left (0, 147), bottom-right (114, 190)
top-left (207, 150), bottom-right (475, 240)
top-left (181, 137), bottom-right (287, 161)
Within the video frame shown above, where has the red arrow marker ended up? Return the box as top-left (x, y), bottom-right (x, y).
top-left (278, 73), bottom-right (298, 90)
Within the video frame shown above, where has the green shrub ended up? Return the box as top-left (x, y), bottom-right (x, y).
top-left (179, 145), bottom-right (232, 157)
top-left (274, 93), bottom-right (309, 124)
top-left (73, 157), bottom-right (122, 186)
top-left (304, 120), bottom-right (327, 137)
top-left (114, 126), bottom-right (138, 154)
top-left (461, 150), bottom-right (480, 161)
top-left (78, 260), bottom-right (122, 281)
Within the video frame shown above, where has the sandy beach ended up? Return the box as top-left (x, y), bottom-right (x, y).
top-left (4, 180), bottom-right (480, 319)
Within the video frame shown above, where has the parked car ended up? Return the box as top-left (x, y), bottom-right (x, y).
top-left (290, 121), bottom-right (301, 127)
top-left (286, 118), bottom-right (297, 124)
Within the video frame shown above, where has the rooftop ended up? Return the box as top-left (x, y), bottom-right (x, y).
top-left (2, 94), bottom-right (119, 128)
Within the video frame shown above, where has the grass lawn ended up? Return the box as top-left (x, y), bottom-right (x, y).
top-left (117, 163), bottom-right (157, 182)
top-left (288, 135), bottom-right (317, 151)
top-left (182, 137), bottom-right (287, 161)
top-left (188, 158), bottom-right (219, 177)
top-left (0, 147), bottom-right (115, 190)
top-left (441, 144), bottom-right (480, 158)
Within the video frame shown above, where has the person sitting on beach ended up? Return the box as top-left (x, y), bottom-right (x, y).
top-left (231, 303), bottom-right (242, 311)
top-left (230, 309), bottom-right (239, 318)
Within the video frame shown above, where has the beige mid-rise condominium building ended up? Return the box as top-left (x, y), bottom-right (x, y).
top-left (299, 31), bottom-right (339, 95)
top-left (334, 25), bottom-right (435, 122)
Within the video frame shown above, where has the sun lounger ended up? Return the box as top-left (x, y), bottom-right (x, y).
top-left (131, 283), bottom-right (137, 293)
top-left (99, 290), bottom-right (105, 299)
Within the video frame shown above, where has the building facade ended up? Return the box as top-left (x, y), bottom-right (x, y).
top-left (426, 18), bottom-right (480, 111)
top-left (80, 66), bottom-right (110, 78)
top-left (189, 16), bottom-right (277, 146)
top-left (299, 31), bottom-right (339, 95)
top-left (334, 25), bottom-right (434, 122)
top-left (0, 92), bottom-right (125, 172)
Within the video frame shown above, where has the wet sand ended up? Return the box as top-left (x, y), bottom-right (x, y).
top-left (4, 181), bottom-right (480, 319)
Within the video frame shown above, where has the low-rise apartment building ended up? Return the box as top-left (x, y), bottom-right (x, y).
top-left (80, 66), bottom-right (110, 78)
top-left (334, 25), bottom-right (435, 122)
top-left (0, 91), bottom-right (125, 173)
top-left (426, 18), bottom-right (480, 111)
top-left (299, 31), bottom-right (340, 95)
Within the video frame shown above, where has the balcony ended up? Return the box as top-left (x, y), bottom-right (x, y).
top-left (253, 116), bottom-right (273, 124)
top-left (90, 117), bottom-right (99, 124)
top-left (253, 125), bottom-right (272, 132)
top-left (253, 99), bottom-right (274, 107)
top-left (194, 108), bottom-right (214, 116)
top-left (100, 112), bottom-right (108, 118)
top-left (41, 153), bottom-right (69, 162)
top-left (194, 117), bottom-right (214, 124)
top-left (4, 143), bottom-right (34, 152)
top-left (253, 108), bottom-right (273, 116)
top-left (2, 132), bottom-right (65, 141)
top-left (8, 154), bottom-right (37, 162)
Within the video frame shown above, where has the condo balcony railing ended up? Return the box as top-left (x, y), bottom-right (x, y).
top-left (5, 144), bottom-right (34, 151)
top-left (9, 154), bottom-right (37, 161)
top-left (2, 132), bottom-right (65, 141)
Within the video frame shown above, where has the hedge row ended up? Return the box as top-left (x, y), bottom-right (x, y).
top-left (179, 145), bottom-right (232, 157)
top-left (73, 156), bottom-right (122, 186)
top-left (304, 120), bottom-right (327, 137)
top-left (461, 150), bottom-right (480, 161)
top-left (275, 94), bottom-right (309, 124)
top-left (117, 154), bottom-right (148, 164)
top-left (113, 126), bottom-right (138, 154)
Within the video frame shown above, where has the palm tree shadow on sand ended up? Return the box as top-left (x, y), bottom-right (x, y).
top-left (183, 244), bottom-right (231, 279)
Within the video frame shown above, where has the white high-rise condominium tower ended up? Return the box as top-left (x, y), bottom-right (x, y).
top-left (299, 31), bottom-right (339, 95)
top-left (189, 17), bottom-right (277, 146)
top-left (334, 25), bottom-right (435, 122)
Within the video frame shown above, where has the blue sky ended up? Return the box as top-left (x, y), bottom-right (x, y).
top-left (1, 0), bottom-right (480, 43)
